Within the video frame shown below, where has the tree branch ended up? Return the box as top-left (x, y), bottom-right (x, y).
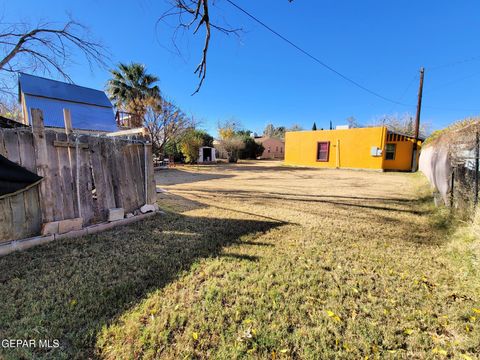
top-left (0, 18), bottom-right (108, 94)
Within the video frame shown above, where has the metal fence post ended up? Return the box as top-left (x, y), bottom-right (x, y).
top-left (450, 170), bottom-right (455, 207)
top-left (475, 130), bottom-right (479, 208)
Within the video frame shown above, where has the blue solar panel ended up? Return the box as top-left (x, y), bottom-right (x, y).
top-left (19, 73), bottom-right (118, 132)
top-left (19, 73), bottom-right (112, 108)
top-left (24, 95), bottom-right (118, 132)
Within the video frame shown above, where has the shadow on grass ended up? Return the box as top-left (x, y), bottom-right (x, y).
top-left (176, 188), bottom-right (426, 215)
top-left (0, 211), bottom-right (283, 359)
top-left (172, 188), bottom-right (449, 247)
top-left (155, 168), bottom-right (234, 186)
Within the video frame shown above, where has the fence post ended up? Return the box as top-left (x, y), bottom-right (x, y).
top-left (475, 130), bottom-right (479, 208)
top-left (31, 109), bottom-right (55, 223)
top-left (450, 170), bottom-right (455, 207)
top-left (63, 108), bottom-right (73, 135)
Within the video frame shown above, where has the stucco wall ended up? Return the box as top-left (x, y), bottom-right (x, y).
top-left (383, 140), bottom-right (418, 171)
top-left (285, 127), bottom-right (386, 169)
top-left (257, 138), bottom-right (285, 159)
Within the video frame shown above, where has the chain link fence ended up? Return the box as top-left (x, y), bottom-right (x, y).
top-left (420, 120), bottom-right (480, 218)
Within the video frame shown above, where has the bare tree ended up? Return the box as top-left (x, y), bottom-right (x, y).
top-left (346, 116), bottom-right (360, 128)
top-left (144, 98), bottom-right (195, 156)
top-left (371, 113), bottom-right (431, 138)
top-left (0, 18), bottom-right (108, 94)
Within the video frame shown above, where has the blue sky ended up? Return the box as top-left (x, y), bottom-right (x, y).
top-left (4, 0), bottom-right (480, 135)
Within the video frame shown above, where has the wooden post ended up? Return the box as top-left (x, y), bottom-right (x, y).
top-left (63, 108), bottom-right (77, 218)
top-left (411, 67), bottom-right (425, 171)
top-left (63, 108), bottom-right (72, 135)
top-left (75, 136), bottom-right (82, 218)
top-left (31, 109), bottom-right (55, 223)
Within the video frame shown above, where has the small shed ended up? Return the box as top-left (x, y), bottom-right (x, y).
top-left (18, 73), bottom-right (117, 132)
top-left (198, 146), bottom-right (216, 163)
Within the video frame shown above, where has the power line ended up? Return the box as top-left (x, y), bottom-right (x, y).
top-left (387, 75), bottom-right (418, 114)
top-left (226, 0), bottom-right (479, 114)
top-left (225, 0), bottom-right (410, 107)
top-left (427, 71), bottom-right (480, 93)
top-left (428, 56), bottom-right (480, 71)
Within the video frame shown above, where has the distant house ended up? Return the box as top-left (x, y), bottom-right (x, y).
top-left (285, 126), bottom-right (423, 171)
top-left (18, 73), bottom-right (117, 132)
top-left (255, 137), bottom-right (285, 159)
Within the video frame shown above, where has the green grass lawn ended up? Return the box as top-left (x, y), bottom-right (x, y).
top-left (1, 163), bottom-right (479, 359)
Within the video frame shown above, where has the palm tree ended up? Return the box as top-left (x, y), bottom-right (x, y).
top-left (107, 63), bottom-right (160, 127)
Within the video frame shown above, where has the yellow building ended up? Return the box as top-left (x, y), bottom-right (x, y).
top-left (284, 126), bottom-right (422, 171)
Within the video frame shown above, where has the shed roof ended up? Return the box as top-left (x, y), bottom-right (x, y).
top-left (18, 73), bottom-right (112, 108)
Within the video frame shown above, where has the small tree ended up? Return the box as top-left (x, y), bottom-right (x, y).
top-left (217, 120), bottom-right (245, 163)
top-left (346, 116), bottom-right (359, 128)
top-left (163, 139), bottom-right (184, 162)
top-left (238, 133), bottom-right (264, 159)
top-left (263, 124), bottom-right (286, 139)
top-left (179, 129), bottom-right (204, 164)
top-left (198, 130), bottom-right (214, 147)
top-left (312, 122), bottom-right (317, 131)
top-left (288, 124), bottom-right (303, 132)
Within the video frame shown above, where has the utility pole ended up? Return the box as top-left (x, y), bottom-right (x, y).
top-left (411, 67), bottom-right (425, 171)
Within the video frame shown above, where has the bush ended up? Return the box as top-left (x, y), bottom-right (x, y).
top-left (239, 137), bottom-right (264, 159)
top-left (180, 129), bottom-right (205, 164)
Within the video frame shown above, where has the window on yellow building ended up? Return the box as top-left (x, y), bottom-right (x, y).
top-left (385, 143), bottom-right (396, 160)
top-left (317, 141), bottom-right (330, 162)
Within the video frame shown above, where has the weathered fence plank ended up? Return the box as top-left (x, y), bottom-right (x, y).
top-left (78, 136), bottom-right (95, 225)
top-left (0, 131), bottom-right (14, 241)
top-left (146, 144), bottom-right (156, 204)
top-left (99, 138), bottom-right (116, 211)
top-left (46, 131), bottom-right (65, 221)
top-left (3, 131), bottom-right (27, 237)
top-left (67, 133), bottom-right (80, 218)
top-left (119, 144), bottom-right (135, 212)
top-left (56, 132), bottom-right (76, 220)
top-left (31, 109), bottom-right (55, 223)
top-left (89, 137), bottom-right (107, 221)
top-left (135, 143), bottom-right (146, 204)
top-left (0, 130), bottom-right (7, 156)
top-left (18, 130), bottom-right (42, 237)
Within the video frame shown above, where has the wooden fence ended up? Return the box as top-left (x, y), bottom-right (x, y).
top-left (0, 109), bottom-right (156, 243)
